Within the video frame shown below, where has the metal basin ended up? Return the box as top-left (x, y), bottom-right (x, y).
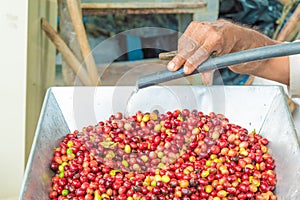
top-left (19, 86), bottom-right (300, 199)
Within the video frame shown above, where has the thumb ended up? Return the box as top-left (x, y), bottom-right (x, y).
top-left (201, 71), bottom-right (215, 85)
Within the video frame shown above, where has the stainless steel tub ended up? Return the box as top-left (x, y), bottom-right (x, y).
top-left (19, 86), bottom-right (300, 199)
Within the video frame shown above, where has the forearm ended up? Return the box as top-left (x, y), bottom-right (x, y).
top-left (227, 24), bottom-right (290, 85)
top-left (252, 56), bottom-right (290, 86)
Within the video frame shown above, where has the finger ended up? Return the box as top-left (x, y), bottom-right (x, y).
top-left (201, 71), bottom-right (215, 85)
top-left (183, 47), bottom-right (210, 74)
top-left (178, 34), bottom-right (198, 58)
top-left (183, 29), bottom-right (223, 74)
top-left (168, 34), bottom-right (198, 71)
top-left (167, 54), bottom-right (186, 71)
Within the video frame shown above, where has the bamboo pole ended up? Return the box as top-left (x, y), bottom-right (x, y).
top-left (41, 18), bottom-right (92, 85)
top-left (273, 1), bottom-right (297, 39)
top-left (66, 0), bottom-right (100, 85)
top-left (276, 4), bottom-right (300, 41)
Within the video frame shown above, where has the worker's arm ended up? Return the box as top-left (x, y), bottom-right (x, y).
top-left (167, 19), bottom-right (290, 85)
top-left (253, 56), bottom-right (290, 86)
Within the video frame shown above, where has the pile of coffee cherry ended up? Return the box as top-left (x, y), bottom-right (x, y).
top-left (49, 109), bottom-right (277, 200)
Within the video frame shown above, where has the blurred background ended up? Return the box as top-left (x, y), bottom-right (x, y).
top-left (1, 0), bottom-right (300, 199)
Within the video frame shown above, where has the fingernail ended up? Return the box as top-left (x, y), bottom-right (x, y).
top-left (167, 61), bottom-right (175, 71)
top-left (183, 66), bottom-right (189, 74)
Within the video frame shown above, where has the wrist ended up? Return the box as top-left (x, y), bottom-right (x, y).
top-left (232, 25), bottom-right (280, 52)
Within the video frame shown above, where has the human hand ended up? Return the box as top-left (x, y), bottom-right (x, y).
top-left (167, 19), bottom-right (280, 84)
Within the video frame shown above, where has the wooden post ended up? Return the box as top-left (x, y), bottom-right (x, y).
top-left (42, 18), bottom-right (92, 85)
top-left (66, 0), bottom-right (100, 85)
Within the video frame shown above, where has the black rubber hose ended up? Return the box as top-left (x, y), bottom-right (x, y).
top-left (136, 42), bottom-right (300, 89)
